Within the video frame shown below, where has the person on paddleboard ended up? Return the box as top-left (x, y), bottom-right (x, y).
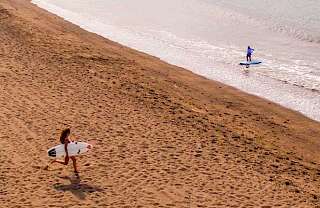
top-left (45, 128), bottom-right (79, 173)
top-left (246, 46), bottom-right (254, 62)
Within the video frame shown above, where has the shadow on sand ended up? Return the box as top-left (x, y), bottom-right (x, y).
top-left (54, 174), bottom-right (104, 200)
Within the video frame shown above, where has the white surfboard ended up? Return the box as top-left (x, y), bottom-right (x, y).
top-left (47, 141), bottom-right (92, 158)
top-left (239, 60), bottom-right (262, 65)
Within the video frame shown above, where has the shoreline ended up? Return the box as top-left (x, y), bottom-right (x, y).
top-left (1, 0), bottom-right (320, 207)
top-left (31, 0), bottom-right (320, 122)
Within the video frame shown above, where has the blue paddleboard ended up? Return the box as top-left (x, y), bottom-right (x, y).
top-left (239, 60), bottom-right (262, 65)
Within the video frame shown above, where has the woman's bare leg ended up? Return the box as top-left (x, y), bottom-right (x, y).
top-left (71, 156), bottom-right (78, 173)
top-left (45, 156), bottom-right (69, 170)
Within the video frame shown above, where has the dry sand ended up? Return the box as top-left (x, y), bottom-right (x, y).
top-left (1, 0), bottom-right (320, 207)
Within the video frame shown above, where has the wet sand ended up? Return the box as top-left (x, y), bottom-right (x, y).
top-left (1, 0), bottom-right (320, 207)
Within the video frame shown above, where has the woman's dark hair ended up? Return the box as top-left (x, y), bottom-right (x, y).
top-left (60, 128), bottom-right (70, 144)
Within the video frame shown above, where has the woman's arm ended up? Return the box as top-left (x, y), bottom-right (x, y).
top-left (64, 142), bottom-right (69, 157)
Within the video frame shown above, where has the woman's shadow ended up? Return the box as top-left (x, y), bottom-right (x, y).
top-left (53, 174), bottom-right (104, 200)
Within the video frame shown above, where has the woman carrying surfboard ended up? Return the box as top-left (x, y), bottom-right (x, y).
top-left (45, 128), bottom-right (79, 173)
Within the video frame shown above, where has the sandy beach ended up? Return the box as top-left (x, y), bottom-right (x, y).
top-left (1, 0), bottom-right (320, 207)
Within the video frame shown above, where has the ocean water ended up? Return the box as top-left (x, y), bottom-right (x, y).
top-left (32, 0), bottom-right (320, 121)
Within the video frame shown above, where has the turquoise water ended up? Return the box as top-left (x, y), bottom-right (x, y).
top-left (32, 0), bottom-right (320, 121)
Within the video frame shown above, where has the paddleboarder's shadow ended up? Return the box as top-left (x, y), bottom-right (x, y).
top-left (241, 67), bottom-right (250, 76)
top-left (54, 174), bottom-right (103, 200)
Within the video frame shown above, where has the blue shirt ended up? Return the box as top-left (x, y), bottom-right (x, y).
top-left (247, 48), bottom-right (254, 55)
